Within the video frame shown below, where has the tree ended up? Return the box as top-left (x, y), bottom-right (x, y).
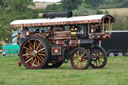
top-left (45, 4), bottom-right (62, 12)
top-left (3, 0), bottom-right (34, 11)
top-left (0, 0), bottom-right (2, 5)
top-left (121, 0), bottom-right (128, 7)
top-left (0, 0), bottom-right (38, 43)
top-left (61, 0), bottom-right (82, 11)
top-left (0, 0), bottom-right (4, 8)
top-left (84, 0), bottom-right (104, 7)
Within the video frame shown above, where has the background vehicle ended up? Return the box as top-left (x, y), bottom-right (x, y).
top-left (101, 30), bottom-right (128, 57)
top-left (10, 13), bottom-right (114, 70)
top-left (2, 31), bottom-right (20, 56)
top-left (2, 43), bottom-right (20, 56)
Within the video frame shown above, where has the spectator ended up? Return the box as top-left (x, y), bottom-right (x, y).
top-left (19, 27), bottom-right (29, 45)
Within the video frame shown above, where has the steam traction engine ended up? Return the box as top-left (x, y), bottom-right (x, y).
top-left (10, 13), bottom-right (114, 70)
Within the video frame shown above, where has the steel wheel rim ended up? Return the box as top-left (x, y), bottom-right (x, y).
top-left (72, 49), bottom-right (88, 70)
top-left (21, 38), bottom-right (46, 69)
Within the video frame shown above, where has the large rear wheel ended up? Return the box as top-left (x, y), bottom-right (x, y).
top-left (20, 36), bottom-right (50, 69)
top-left (70, 47), bottom-right (91, 70)
top-left (90, 46), bottom-right (107, 68)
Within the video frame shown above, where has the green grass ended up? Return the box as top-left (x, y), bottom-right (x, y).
top-left (0, 56), bottom-right (128, 85)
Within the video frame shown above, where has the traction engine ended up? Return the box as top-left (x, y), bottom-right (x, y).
top-left (10, 12), bottom-right (114, 70)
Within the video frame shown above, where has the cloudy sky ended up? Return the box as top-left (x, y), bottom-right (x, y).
top-left (33, 0), bottom-right (61, 2)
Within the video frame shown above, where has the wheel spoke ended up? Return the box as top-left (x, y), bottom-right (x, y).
top-left (80, 62), bottom-right (84, 68)
top-left (26, 55), bottom-right (31, 59)
top-left (32, 58), bottom-right (36, 66)
top-left (38, 53), bottom-right (45, 56)
top-left (38, 51), bottom-right (45, 54)
top-left (99, 59), bottom-right (104, 63)
top-left (81, 56), bottom-right (87, 61)
top-left (76, 60), bottom-right (80, 66)
top-left (96, 60), bottom-right (98, 66)
top-left (99, 51), bottom-right (103, 55)
top-left (28, 44), bottom-right (33, 50)
top-left (98, 59), bottom-right (101, 65)
top-left (75, 51), bottom-right (81, 59)
top-left (40, 56), bottom-right (45, 61)
top-left (77, 50), bottom-right (80, 56)
top-left (93, 61), bottom-right (96, 66)
top-left (34, 40), bottom-right (36, 50)
top-left (23, 47), bottom-right (32, 51)
top-left (91, 61), bottom-right (94, 65)
top-left (25, 57), bottom-right (33, 63)
top-left (28, 41), bottom-right (34, 49)
top-left (23, 54), bottom-right (31, 56)
top-left (80, 52), bottom-right (85, 58)
top-left (38, 48), bottom-right (45, 53)
top-left (36, 43), bottom-right (41, 51)
top-left (37, 55), bottom-right (44, 63)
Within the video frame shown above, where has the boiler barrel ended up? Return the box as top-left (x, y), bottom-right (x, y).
top-left (43, 11), bottom-right (73, 18)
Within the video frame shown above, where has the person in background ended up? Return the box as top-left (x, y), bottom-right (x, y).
top-left (18, 27), bottom-right (29, 67)
top-left (19, 27), bottom-right (29, 45)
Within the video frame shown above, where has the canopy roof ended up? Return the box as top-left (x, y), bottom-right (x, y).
top-left (10, 14), bottom-right (114, 28)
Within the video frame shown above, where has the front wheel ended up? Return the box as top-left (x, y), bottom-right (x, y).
top-left (70, 47), bottom-right (91, 70)
top-left (90, 46), bottom-right (107, 68)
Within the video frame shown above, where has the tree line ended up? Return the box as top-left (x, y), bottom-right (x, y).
top-left (0, 0), bottom-right (128, 44)
top-left (45, 0), bottom-right (128, 11)
top-left (0, 0), bottom-right (40, 43)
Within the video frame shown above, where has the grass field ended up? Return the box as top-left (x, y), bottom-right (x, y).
top-left (0, 56), bottom-right (128, 85)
